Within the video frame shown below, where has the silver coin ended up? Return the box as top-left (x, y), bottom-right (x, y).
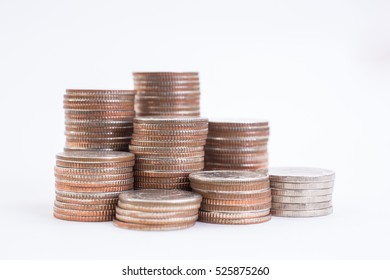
top-left (115, 213), bottom-right (198, 225)
top-left (189, 170), bottom-right (268, 184)
top-left (119, 189), bottom-right (202, 205)
top-left (269, 167), bottom-right (335, 182)
top-left (117, 201), bottom-right (200, 212)
top-left (271, 188), bottom-right (333, 196)
top-left (272, 194), bottom-right (332, 203)
top-left (56, 151), bottom-right (134, 162)
top-left (271, 201), bottom-right (332, 211)
top-left (270, 181), bottom-right (334, 190)
top-left (271, 207), bottom-right (333, 217)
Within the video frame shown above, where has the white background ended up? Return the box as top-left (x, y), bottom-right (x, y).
top-left (0, 0), bottom-right (389, 259)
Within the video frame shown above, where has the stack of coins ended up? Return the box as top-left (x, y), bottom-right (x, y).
top-left (64, 89), bottom-right (136, 151)
top-left (133, 72), bottom-right (200, 117)
top-left (205, 120), bottom-right (270, 171)
top-left (190, 171), bottom-right (272, 225)
top-left (53, 151), bottom-right (135, 222)
top-left (113, 189), bottom-right (202, 231)
top-left (129, 117), bottom-right (208, 190)
top-left (269, 167), bottom-right (335, 217)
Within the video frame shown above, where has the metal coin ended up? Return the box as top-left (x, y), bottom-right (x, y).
top-left (271, 207), bottom-right (333, 217)
top-left (269, 167), bottom-right (336, 183)
top-left (113, 219), bottom-right (195, 231)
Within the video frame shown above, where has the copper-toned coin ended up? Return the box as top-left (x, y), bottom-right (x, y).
top-left (65, 131), bottom-right (132, 137)
top-left (271, 188), bottom-right (333, 197)
top-left (208, 119), bottom-right (269, 128)
top-left (134, 162), bottom-right (204, 171)
top-left (271, 207), bottom-right (333, 217)
top-left (115, 207), bottom-right (198, 218)
top-left (270, 181), bottom-right (335, 190)
top-left (54, 201), bottom-right (116, 211)
top-left (272, 195), bottom-right (332, 204)
top-left (65, 137), bottom-right (132, 144)
top-left (135, 156), bottom-right (204, 165)
top-left (129, 145), bottom-right (204, 154)
top-left (56, 160), bottom-right (134, 169)
top-left (55, 178), bottom-right (134, 187)
top-left (131, 139), bottom-right (206, 147)
top-left (269, 167), bottom-right (336, 183)
top-left (205, 146), bottom-right (268, 154)
top-left (64, 143), bottom-right (130, 150)
top-left (271, 201), bottom-right (332, 211)
top-left (204, 163), bottom-right (268, 170)
top-left (131, 134), bottom-right (207, 141)
top-left (134, 128), bottom-right (208, 136)
top-left (65, 109), bottom-right (135, 116)
top-left (54, 206), bottom-right (115, 217)
top-left (55, 173), bottom-right (133, 182)
top-left (133, 122), bottom-right (207, 130)
top-left (134, 170), bottom-right (192, 178)
top-left (201, 202), bottom-right (271, 212)
top-left (202, 196), bottom-right (272, 206)
top-left (131, 151), bottom-right (205, 158)
top-left (54, 166), bottom-right (133, 175)
top-left (64, 104), bottom-right (134, 110)
top-left (65, 119), bottom-right (133, 127)
top-left (205, 154), bottom-right (268, 163)
top-left (113, 219), bottom-right (195, 231)
top-left (134, 182), bottom-right (190, 189)
top-left (199, 209), bottom-right (270, 219)
top-left (119, 189), bottom-right (202, 207)
top-left (55, 184), bottom-right (132, 193)
top-left (66, 89), bottom-right (136, 95)
top-left (193, 188), bottom-right (271, 200)
top-left (55, 196), bottom-right (119, 205)
top-left (133, 117), bottom-right (207, 124)
top-left (136, 92), bottom-right (200, 98)
top-left (56, 151), bottom-right (134, 162)
top-left (135, 176), bottom-right (189, 183)
top-left (189, 170), bottom-right (269, 184)
top-left (198, 214), bottom-right (272, 225)
top-left (54, 212), bottom-right (113, 222)
top-left (191, 181), bottom-right (269, 191)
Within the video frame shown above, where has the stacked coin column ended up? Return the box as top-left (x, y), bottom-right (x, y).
top-left (190, 171), bottom-right (272, 225)
top-left (54, 151), bottom-right (135, 222)
top-left (64, 89), bottom-right (135, 151)
top-left (113, 189), bottom-right (202, 231)
top-left (205, 120), bottom-right (270, 171)
top-left (269, 167), bottom-right (335, 217)
top-left (129, 117), bottom-right (208, 190)
top-left (133, 72), bottom-right (200, 117)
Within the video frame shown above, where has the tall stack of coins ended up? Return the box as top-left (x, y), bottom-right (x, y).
top-left (205, 120), bottom-right (269, 171)
top-left (133, 72), bottom-right (200, 117)
top-left (129, 117), bottom-right (208, 190)
top-left (54, 151), bottom-right (135, 222)
top-left (190, 171), bottom-right (272, 225)
top-left (113, 189), bottom-right (202, 231)
top-left (269, 167), bottom-right (335, 217)
top-left (64, 89), bottom-right (135, 151)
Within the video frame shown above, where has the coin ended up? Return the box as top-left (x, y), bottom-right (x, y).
top-left (269, 167), bottom-right (336, 183)
top-left (56, 160), bottom-right (134, 169)
top-left (198, 215), bottom-right (272, 225)
top-left (272, 195), bottom-right (333, 203)
top-left (55, 178), bottom-right (134, 187)
top-left (189, 170), bottom-right (269, 184)
top-left (117, 201), bottom-right (200, 212)
top-left (56, 196), bottom-right (119, 205)
top-left (55, 190), bottom-right (122, 199)
top-left (54, 212), bottom-right (113, 222)
top-left (55, 184), bottom-right (132, 193)
top-left (191, 181), bottom-right (269, 191)
top-left (200, 202), bottom-right (271, 212)
top-left (202, 196), bottom-right (272, 206)
top-left (130, 139), bottom-right (206, 147)
top-left (119, 189), bottom-right (202, 206)
top-left (55, 173), bottom-right (134, 181)
top-left (271, 207), bottom-right (333, 217)
top-left (134, 170), bottom-right (193, 178)
top-left (53, 206), bottom-right (115, 217)
top-left (55, 201), bottom-right (116, 211)
top-left (116, 213), bottom-right (198, 225)
top-left (113, 219), bottom-right (195, 231)
top-left (271, 201), bottom-right (332, 211)
top-left (271, 188), bottom-right (333, 196)
top-left (56, 151), bottom-right (135, 162)
top-left (135, 156), bottom-right (204, 165)
top-left (131, 134), bottom-right (207, 141)
top-left (270, 181), bottom-right (334, 190)
top-left (54, 166), bottom-right (133, 175)
top-left (133, 117), bottom-right (207, 124)
top-left (134, 128), bottom-right (208, 136)
top-left (208, 119), bottom-right (269, 128)
top-left (199, 209), bottom-right (270, 219)
top-left (115, 207), bottom-right (198, 218)
top-left (193, 188), bottom-right (271, 200)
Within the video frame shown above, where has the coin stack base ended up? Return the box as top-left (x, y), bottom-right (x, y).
top-left (130, 117), bottom-right (208, 190)
top-left (133, 72), bottom-right (200, 117)
top-left (64, 89), bottom-right (135, 151)
top-left (269, 167), bottom-right (335, 217)
top-left (53, 151), bottom-right (135, 222)
top-left (190, 171), bottom-right (272, 225)
top-left (205, 120), bottom-right (270, 172)
top-left (113, 189), bottom-right (202, 231)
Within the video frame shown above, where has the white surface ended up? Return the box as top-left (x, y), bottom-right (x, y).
top-left (0, 0), bottom-right (389, 259)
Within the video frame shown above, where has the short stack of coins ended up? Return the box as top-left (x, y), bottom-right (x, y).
top-left (133, 72), bottom-right (200, 117)
top-left (269, 167), bottom-right (335, 217)
top-left (113, 189), bottom-right (202, 231)
top-left (205, 120), bottom-right (270, 171)
top-left (64, 89), bottom-right (136, 151)
top-left (189, 171), bottom-right (272, 225)
top-left (129, 117), bottom-right (208, 190)
top-left (54, 151), bottom-right (135, 222)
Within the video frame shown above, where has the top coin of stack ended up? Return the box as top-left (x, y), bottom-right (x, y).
top-left (129, 117), bottom-right (208, 190)
top-left (64, 89), bottom-right (136, 151)
top-left (113, 189), bottom-right (202, 231)
top-left (205, 119), bottom-right (270, 171)
top-left (190, 170), bottom-right (272, 225)
top-left (269, 167), bottom-right (335, 217)
top-left (133, 72), bottom-right (200, 117)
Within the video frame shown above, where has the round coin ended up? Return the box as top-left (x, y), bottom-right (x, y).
top-left (113, 219), bottom-right (195, 231)
top-left (269, 167), bottom-right (336, 183)
top-left (271, 207), bottom-right (333, 217)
